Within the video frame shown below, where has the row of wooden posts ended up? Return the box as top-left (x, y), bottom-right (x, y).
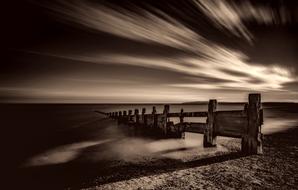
top-left (105, 93), bottom-right (263, 154)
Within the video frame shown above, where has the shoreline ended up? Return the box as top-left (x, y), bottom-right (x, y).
top-left (82, 126), bottom-right (298, 190)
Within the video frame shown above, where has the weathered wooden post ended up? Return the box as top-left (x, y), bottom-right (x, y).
top-left (179, 108), bottom-right (184, 138)
top-left (134, 109), bottom-right (139, 124)
top-left (180, 109), bottom-right (184, 123)
top-left (118, 111), bottom-right (122, 124)
top-left (115, 112), bottom-right (118, 118)
top-left (162, 105), bottom-right (170, 136)
top-left (142, 108), bottom-right (146, 126)
top-left (128, 110), bottom-right (132, 121)
top-left (242, 93), bottom-right (263, 154)
top-left (123, 111), bottom-right (128, 124)
top-left (204, 99), bottom-right (217, 147)
top-left (152, 106), bottom-right (157, 128)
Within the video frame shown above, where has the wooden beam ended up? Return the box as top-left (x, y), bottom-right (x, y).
top-left (184, 122), bottom-right (206, 134)
top-left (167, 112), bottom-right (208, 117)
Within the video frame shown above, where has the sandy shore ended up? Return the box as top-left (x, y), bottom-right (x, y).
top-left (82, 126), bottom-right (298, 190)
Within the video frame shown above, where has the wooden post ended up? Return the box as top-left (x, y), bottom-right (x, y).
top-left (163, 105), bottom-right (170, 135)
top-left (204, 99), bottom-right (217, 147)
top-left (180, 108), bottom-right (184, 123)
top-left (242, 93), bottom-right (263, 154)
top-left (118, 111), bottom-right (122, 125)
top-left (152, 106), bottom-right (157, 128)
top-left (179, 108), bottom-right (184, 138)
top-left (142, 108), bottom-right (146, 125)
top-left (123, 111), bottom-right (127, 116)
top-left (134, 109), bottom-right (139, 123)
top-left (115, 112), bottom-right (118, 118)
top-left (128, 110), bottom-right (132, 121)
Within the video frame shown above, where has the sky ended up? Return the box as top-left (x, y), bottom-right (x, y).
top-left (2, 0), bottom-right (298, 103)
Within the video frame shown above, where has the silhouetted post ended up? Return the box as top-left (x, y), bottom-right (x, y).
top-left (180, 108), bottom-right (184, 123)
top-left (123, 111), bottom-right (128, 124)
top-left (118, 111), bottom-right (122, 125)
top-left (142, 108), bottom-right (146, 125)
top-left (134, 109), bottom-right (139, 124)
top-left (242, 93), bottom-right (263, 154)
top-left (128, 110), bottom-right (132, 121)
top-left (204, 99), bottom-right (217, 147)
top-left (163, 105), bottom-right (170, 135)
top-left (152, 106), bottom-right (157, 128)
top-left (179, 108), bottom-right (184, 138)
top-left (115, 112), bottom-right (118, 118)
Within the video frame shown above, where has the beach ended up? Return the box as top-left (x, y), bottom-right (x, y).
top-left (1, 103), bottom-right (298, 189)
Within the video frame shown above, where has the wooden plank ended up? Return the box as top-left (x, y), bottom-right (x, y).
top-left (214, 110), bottom-right (246, 138)
top-left (146, 115), bottom-right (155, 126)
top-left (215, 110), bottom-right (246, 117)
top-left (168, 112), bottom-right (208, 117)
top-left (184, 122), bottom-right (206, 134)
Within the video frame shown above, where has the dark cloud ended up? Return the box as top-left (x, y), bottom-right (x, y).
top-left (282, 81), bottom-right (298, 91)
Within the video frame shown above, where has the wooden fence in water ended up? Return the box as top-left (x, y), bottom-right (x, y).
top-left (104, 93), bottom-right (263, 155)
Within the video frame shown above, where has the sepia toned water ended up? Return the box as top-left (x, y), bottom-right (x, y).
top-left (1, 103), bottom-right (298, 189)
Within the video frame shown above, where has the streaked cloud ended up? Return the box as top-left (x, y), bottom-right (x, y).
top-left (193, 0), bottom-right (292, 42)
top-left (2, 0), bottom-right (298, 102)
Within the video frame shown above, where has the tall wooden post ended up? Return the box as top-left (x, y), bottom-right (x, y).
top-left (180, 108), bottom-right (184, 123)
top-left (134, 109), bottom-right (139, 124)
top-left (242, 93), bottom-right (263, 154)
top-left (118, 111), bottom-right (122, 125)
top-left (179, 108), bottom-right (184, 138)
top-left (204, 99), bottom-right (217, 147)
top-left (163, 105), bottom-right (170, 135)
top-left (123, 111), bottom-right (127, 116)
top-left (128, 110), bottom-right (132, 121)
top-left (152, 106), bottom-right (157, 128)
top-left (141, 108), bottom-right (146, 125)
top-left (115, 112), bottom-right (118, 118)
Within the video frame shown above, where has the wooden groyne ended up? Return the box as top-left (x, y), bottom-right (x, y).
top-left (104, 93), bottom-right (263, 155)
